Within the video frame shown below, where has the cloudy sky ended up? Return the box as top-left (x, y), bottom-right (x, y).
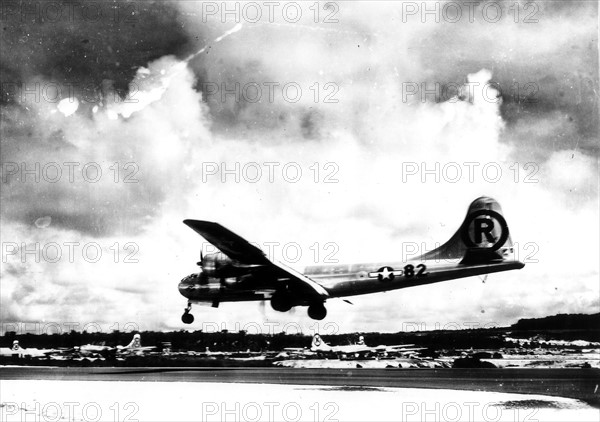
top-left (1, 1), bottom-right (598, 335)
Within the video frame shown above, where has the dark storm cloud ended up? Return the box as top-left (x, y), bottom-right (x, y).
top-left (177, 1), bottom-right (598, 155)
top-left (0, 1), bottom-right (211, 236)
top-left (1, 0), bottom-right (195, 102)
top-left (414, 1), bottom-right (598, 155)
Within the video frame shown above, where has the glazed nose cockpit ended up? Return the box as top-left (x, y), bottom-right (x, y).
top-left (178, 274), bottom-right (200, 297)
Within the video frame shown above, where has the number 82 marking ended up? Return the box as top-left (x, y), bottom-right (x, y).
top-left (404, 264), bottom-right (427, 278)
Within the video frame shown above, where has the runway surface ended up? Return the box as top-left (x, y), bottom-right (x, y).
top-left (2, 366), bottom-right (599, 406)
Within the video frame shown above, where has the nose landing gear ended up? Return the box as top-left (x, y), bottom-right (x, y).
top-left (182, 302), bottom-right (194, 324)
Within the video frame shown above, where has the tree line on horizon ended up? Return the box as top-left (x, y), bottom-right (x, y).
top-left (2, 313), bottom-right (597, 351)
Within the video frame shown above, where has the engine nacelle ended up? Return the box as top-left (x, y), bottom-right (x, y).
top-left (200, 252), bottom-right (233, 276)
top-left (199, 252), bottom-right (250, 279)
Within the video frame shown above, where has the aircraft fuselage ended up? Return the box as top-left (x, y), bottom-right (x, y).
top-left (178, 257), bottom-right (524, 305)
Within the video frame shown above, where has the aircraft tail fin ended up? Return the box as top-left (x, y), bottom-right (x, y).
top-left (311, 334), bottom-right (329, 351)
top-left (420, 197), bottom-right (514, 263)
top-left (123, 334), bottom-right (142, 349)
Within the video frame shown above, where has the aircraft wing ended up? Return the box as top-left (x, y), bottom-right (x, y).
top-left (351, 346), bottom-right (376, 353)
top-left (117, 346), bottom-right (156, 351)
top-left (183, 220), bottom-right (269, 264)
top-left (36, 348), bottom-right (60, 355)
top-left (184, 220), bottom-right (329, 301)
top-left (380, 344), bottom-right (416, 351)
top-left (80, 345), bottom-right (114, 352)
top-left (328, 344), bottom-right (373, 354)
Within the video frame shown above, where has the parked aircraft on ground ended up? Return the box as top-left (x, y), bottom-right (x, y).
top-left (310, 334), bottom-right (423, 358)
top-left (0, 340), bottom-right (58, 358)
top-left (0, 334), bottom-right (155, 360)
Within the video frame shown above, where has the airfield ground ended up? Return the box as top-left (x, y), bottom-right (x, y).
top-left (1, 376), bottom-right (598, 422)
top-left (1, 366), bottom-right (599, 421)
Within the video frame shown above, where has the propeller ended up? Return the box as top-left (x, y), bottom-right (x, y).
top-left (195, 252), bottom-right (210, 286)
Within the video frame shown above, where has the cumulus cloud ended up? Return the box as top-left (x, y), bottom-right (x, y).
top-left (1, 1), bottom-right (598, 333)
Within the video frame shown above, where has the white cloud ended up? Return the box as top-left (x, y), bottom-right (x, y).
top-left (1, 1), bottom-right (597, 333)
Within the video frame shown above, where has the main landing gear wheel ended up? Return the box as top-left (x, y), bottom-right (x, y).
top-left (182, 302), bottom-right (194, 324)
top-left (307, 303), bottom-right (327, 320)
top-left (182, 313), bottom-right (194, 324)
top-left (271, 291), bottom-right (292, 312)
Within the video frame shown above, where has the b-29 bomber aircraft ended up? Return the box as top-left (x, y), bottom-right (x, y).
top-left (178, 197), bottom-right (525, 322)
top-left (310, 334), bottom-right (422, 357)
